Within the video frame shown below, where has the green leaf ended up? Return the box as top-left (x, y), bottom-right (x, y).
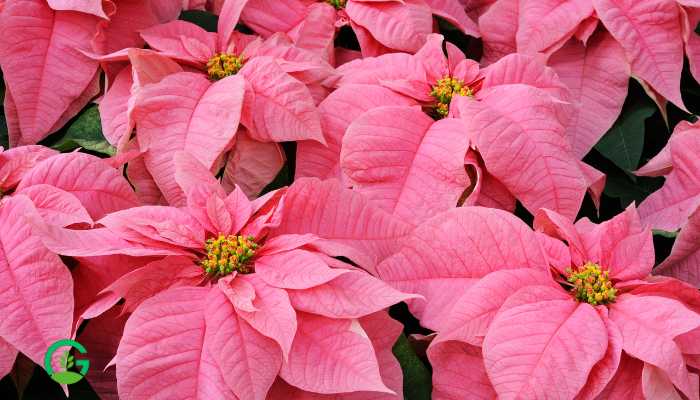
top-left (653, 229), bottom-right (679, 238)
top-left (392, 334), bottom-right (431, 400)
top-left (179, 10), bottom-right (218, 32)
top-left (50, 105), bottom-right (115, 155)
top-left (595, 97), bottom-right (656, 171)
top-left (603, 168), bottom-right (663, 207)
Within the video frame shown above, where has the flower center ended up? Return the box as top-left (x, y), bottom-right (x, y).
top-left (206, 53), bottom-right (244, 80)
top-left (201, 234), bottom-right (258, 277)
top-left (325, 0), bottom-right (346, 9)
top-left (566, 262), bottom-right (617, 305)
top-left (430, 76), bottom-right (472, 118)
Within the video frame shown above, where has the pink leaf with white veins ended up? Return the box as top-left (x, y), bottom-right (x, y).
top-left (296, 84), bottom-right (417, 182)
top-left (478, 0), bottom-right (518, 65)
top-left (341, 107), bottom-right (471, 226)
top-left (482, 285), bottom-right (608, 400)
top-left (685, 9), bottom-right (700, 85)
top-left (516, 0), bottom-right (593, 55)
top-left (280, 313), bottom-right (393, 395)
top-left (116, 287), bottom-right (236, 400)
top-left (549, 31), bottom-right (630, 158)
top-left (576, 308), bottom-right (623, 400)
top-left (656, 208), bottom-right (700, 287)
top-left (286, 270), bottom-right (418, 319)
top-left (217, 0), bottom-right (249, 51)
top-left (377, 207), bottom-right (550, 330)
top-left (609, 294), bottom-right (700, 399)
top-left (16, 184), bottom-right (92, 227)
top-left (239, 56), bottom-right (324, 144)
top-left (425, 0), bottom-right (480, 38)
top-left (223, 129), bottom-right (286, 198)
top-left (642, 363), bottom-right (684, 400)
top-left (273, 178), bottom-right (413, 274)
top-left (460, 84), bottom-right (588, 220)
top-left (0, 0), bottom-right (99, 145)
top-left (638, 128), bottom-right (700, 231)
top-left (16, 152), bottom-right (138, 220)
top-left (0, 196), bottom-right (73, 367)
top-left (46, 0), bottom-right (106, 17)
top-left (593, 0), bottom-right (686, 110)
top-left (204, 286), bottom-right (282, 400)
top-left (140, 20), bottom-right (217, 64)
top-left (428, 341), bottom-right (496, 400)
top-left (0, 145), bottom-right (57, 192)
top-left (255, 249), bottom-right (348, 290)
top-left (133, 72), bottom-right (244, 205)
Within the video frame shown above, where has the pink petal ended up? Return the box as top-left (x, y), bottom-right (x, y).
top-left (435, 268), bottom-right (551, 346)
top-left (129, 48), bottom-right (184, 88)
top-left (217, 0), bottom-right (249, 51)
top-left (125, 154), bottom-right (167, 205)
top-left (576, 307), bottom-right (623, 400)
top-left (222, 129), bottom-right (286, 198)
top-left (656, 208), bottom-right (700, 287)
top-left (516, 0), bottom-right (593, 55)
top-left (133, 72), bottom-right (244, 205)
top-left (593, 0), bottom-right (685, 109)
top-left (685, 8), bottom-right (700, 85)
top-left (116, 287), bottom-right (237, 400)
top-left (0, 196), bottom-right (73, 366)
top-left (0, 338), bottom-right (17, 380)
top-left (287, 270), bottom-right (417, 319)
top-left (549, 31), bottom-right (630, 158)
top-left (345, 0), bottom-right (432, 53)
top-left (638, 128), bottom-right (700, 230)
top-left (16, 184), bottom-right (92, 227)
top-left (0, 0), bottom-right (99, 144)
top-left (377, 207), bottom-right (550, 330)
top-left (425, 0), bottom-right (480, 37)
top-left (16, 152), bottom-right (138, 220)
top-left (609, 294), bottom-right (700, 399)
top-left (597, 353), bottom-right (645, 398)
top-left (483, 285), bottom-right (608, 399)
top-left (273, 178), bottom-right (413, 273)
top-left (481, 53), bottom-right (568, 100)
top-left (240, 0), bottom-right (307, 37)
top-left (235, 275), bottom-right (297, 360)
top-left (289, 3), bottom-right (336, 63)
top-left (239, 56), bottom-right (324, 143)
top-left (204, 286), bottom-right (282, 400)
top-left (140, 20), bottom-right (216, 64)
top-left (341, 107), bottom-right (470, 226)
top-left (46, 0), bottom-right (106, 18)
top-left (92, 0), bottom-right (161, 61)
top-left (97, 206), bottom-right (205, 250)
top-left (77, 307), bottom-right (128, 400)
top-left (428, 341), bottom-right (496, 400)
top-left (0, 145), bottom-right (57, 192)
top-left (296, 84), bottom-right (417, 181)
top-left (460, 84), bottom-right (587, 220)
top-left (478, 0), bottom-right (518, 65)
top-left (255, 249), bottom-right (348, 290)
top-left (280, 313), bottom-right (392, 395)
top-left (99, 66), bottom-right (134, 147)
top-left (642, 363), bottom-right (684, 400)
top-left (101, 256), bottom-right (202, 313)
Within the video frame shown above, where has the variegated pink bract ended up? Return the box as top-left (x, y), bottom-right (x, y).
top-left (238, 0), bottom-right (479, 62)
top-left (378, 205), bottom-right (700, 399)
top-left (0, 0), bottom-right (186, 146)
top-left (33, 153), bottom-right (415, 400)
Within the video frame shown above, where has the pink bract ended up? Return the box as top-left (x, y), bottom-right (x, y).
top-left (378, 205), bottom-right (700, 399)
top-left (0, 0), bottom-right (186, 146)
top-left (33, 153), bottom-right (416, 399)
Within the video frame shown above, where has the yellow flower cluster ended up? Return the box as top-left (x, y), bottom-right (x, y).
top-left (566, 262), bottom-right (617, 305)
top-left (207, 53), bottom-right (244, 80)
top-left (430, 76), bottom-right (472, 118)
top-left (201, 234), bottom-right (258, 277)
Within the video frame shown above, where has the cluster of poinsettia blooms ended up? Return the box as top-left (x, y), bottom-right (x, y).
top-left (3, 0), bottom-right (700, 399)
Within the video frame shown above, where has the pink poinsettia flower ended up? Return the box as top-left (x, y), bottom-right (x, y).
top-left (34, 153), bottom-right (415, 400)
top-left (96, 0), bottom-right (330, 204)
top-left (636, 119), bottom-right (700, 231)
top-left (239, 0), bottom-right (479, 61)
top-left (378, 205), bottom-right (700, 399)
top-left (477, 0), bottom-right (700, 157)
top-left (298, 34), bottom-right (602, 223)
top-left (0, 0), bottom-right (186, 146)
top-left (0, 148), bottom-right (139, 385)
